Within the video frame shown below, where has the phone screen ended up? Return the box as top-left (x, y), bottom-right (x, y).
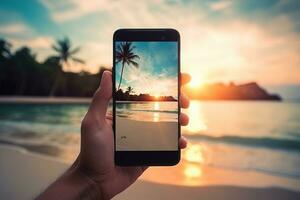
top-left (114, 41), bottom-right (179, 151)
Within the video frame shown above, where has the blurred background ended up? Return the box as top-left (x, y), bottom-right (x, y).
top-left (0, 0), bottom-right (300, 199)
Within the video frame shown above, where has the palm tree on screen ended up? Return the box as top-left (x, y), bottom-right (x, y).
top-left (116, 42), bottom-right (139, 90)
top-left (126, 86), bottom-right (134, 94)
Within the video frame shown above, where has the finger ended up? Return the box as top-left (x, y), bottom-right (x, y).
top-left (106, 113), bottom-right (113, 120)
top-left (105, 113), bottom-right (113, 126)
top-left (181, 73), bottom-right (191, 86)
top-left (107, 111), bottom-right (113, 116)
top-left (180, 93), bottom-right (189, 109)
top-left (89, 71), bottom-right (112, 120)
top-left (180, 112), bottom-right (189, 126)
top-left (179, 136), bottom-right (187, 149)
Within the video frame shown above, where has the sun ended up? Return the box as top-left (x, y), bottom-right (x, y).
top-left (154, 94), bottom-right (160, 99)
top-left (188, 78), bottom-right (202, 88)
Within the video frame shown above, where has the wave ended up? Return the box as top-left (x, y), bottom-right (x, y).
top-left (201, 160), bottom-right (300, 179)
top-left (0, 138), bottom-right (62, 157)
top-left (186, 134), bottom-right (300, 152)
top-left (0, 131), bottom-right (80, 161)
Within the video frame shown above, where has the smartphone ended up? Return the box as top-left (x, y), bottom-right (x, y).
top-left (113, 29), bottom-right (180, 166)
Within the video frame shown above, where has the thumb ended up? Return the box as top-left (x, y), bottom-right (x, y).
top-left (89, 70), bottom-right (112, 120)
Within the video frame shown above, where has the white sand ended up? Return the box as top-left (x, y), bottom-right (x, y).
top-left (1, 144), bottom-right (300, 200)
top-left (0, 145), bottom-right (68, 200)
top-left (116, 117), bottom-right (178, 151)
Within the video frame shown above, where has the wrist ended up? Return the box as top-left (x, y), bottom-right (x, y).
top-left (69, 167), bottom-right (104, 200)
top-left (36, 166), bottom-right (103, 200)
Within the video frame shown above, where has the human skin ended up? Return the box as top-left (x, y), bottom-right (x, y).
top-left (37, 71), bottom-right (190, 200)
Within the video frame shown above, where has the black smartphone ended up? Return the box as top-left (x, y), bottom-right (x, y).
top-left (113, 29), bottom-right (180, 166)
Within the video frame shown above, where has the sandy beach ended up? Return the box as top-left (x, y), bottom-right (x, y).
top-left (116, 116), bottom-right (178, 151)
top-left (1, 144), bottom-right (300, 200)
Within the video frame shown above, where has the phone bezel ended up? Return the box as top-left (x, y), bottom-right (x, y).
top-left (113, 29), bottom-right (181, 166)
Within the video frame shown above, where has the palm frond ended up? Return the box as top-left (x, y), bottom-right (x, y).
top-left (49, 56), bottom-right (60, 61)
top-left (129, 60), bottom-right (139, 68)
top-left (72, 57), bottom-right (85, 64)
top-left (50, 37), bottom-right (85, 68)
top-left (128, 54), bottom-right (140, 60)
top-left (52, 44), bottom-right (61, 53)
top-left (70, 47), bottom-right (80, 55)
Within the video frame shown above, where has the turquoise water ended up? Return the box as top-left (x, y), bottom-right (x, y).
top-left (0, 100), bottom-right (300, 179)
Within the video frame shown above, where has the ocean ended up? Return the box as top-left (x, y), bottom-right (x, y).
top-left (116, 101), bottom-right (178, 122)
top-left (0, 100), bottom-right (300, 180)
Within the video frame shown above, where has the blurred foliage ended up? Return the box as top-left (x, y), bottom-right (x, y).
top-left (0, 38), bottom-right (110, 97)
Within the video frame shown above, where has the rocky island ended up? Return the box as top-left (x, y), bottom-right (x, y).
top-left (183, 82), bottom-right (281, 101)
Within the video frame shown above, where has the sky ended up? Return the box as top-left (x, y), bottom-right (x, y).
top-left (0, 0), bottom-right (300, 98)
top-left (115, 42), bottom-right (178, 98)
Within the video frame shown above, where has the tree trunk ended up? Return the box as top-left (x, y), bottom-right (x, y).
top-left (49, 71), bottom-right (61, 96)
top-left (117, 63), bottom-right (125, 90)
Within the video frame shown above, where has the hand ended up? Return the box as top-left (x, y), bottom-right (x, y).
top-left (37, 71), bottom-right (190, 200)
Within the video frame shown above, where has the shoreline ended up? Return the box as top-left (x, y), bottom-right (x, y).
top-left (1, 143), bottom-right (300, 191)
top-left (0, 144), bottom-right (300, 200)
top-left (0, 96), bottom-right (92, 104)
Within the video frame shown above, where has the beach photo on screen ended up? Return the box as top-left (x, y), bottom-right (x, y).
top-left (115, 41), bottom-right (178, 151)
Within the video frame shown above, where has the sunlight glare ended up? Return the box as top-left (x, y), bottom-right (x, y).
top-left (184, 144), bottom-right (205, 163)
top-left (188, 77), bottom-right (202, 88)
top-left (184, 164), bottom-right (202, 178)
top-left (186, 101), bottom-right (207, 133)
top-left (153, 102), bottom-right (160, 122)
top-left (154, 102), bottom-right (160, 110)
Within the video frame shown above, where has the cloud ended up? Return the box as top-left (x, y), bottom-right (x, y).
top-left (6, 37), bottom-right (53, 62)
top-left (39, 0), bottom-right (111, 22)
top-left (121, 66), bottom-right (178, 98)
top-left (39, 0), bottom-right (193, 25)
top-left (0, 23), bottom-right (31, 35)
top-left (179, 17), bottom-right (300, 85)
top-left (0, 20), bottom-right (55, 62)
top-left (44, 0), bottom-right (299, 85)
top-left (78, 42), bottom-right (112, 73)
top-left (0, 22), bottom-right (52, 49)
top-left (210, 1), bottom-right (232, 11)
top-left (11, 37), bottom-right (54, 49)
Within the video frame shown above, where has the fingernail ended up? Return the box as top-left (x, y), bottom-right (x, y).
top-left (100, 71), bottom-right (109, 86)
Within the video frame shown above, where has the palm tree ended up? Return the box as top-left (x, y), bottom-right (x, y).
top-left (126, 86), bottom-right (134, 94)
top-left (116, 42), bottom-right (139, 90)
top-left (49, 37), bottom-right (84, 96)
top-left (0, 39), bottom-right (12, 60)
top-left (0, 39), bottom-right (12, 93)
top-left (51, 37), bottom-right (84, 69)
